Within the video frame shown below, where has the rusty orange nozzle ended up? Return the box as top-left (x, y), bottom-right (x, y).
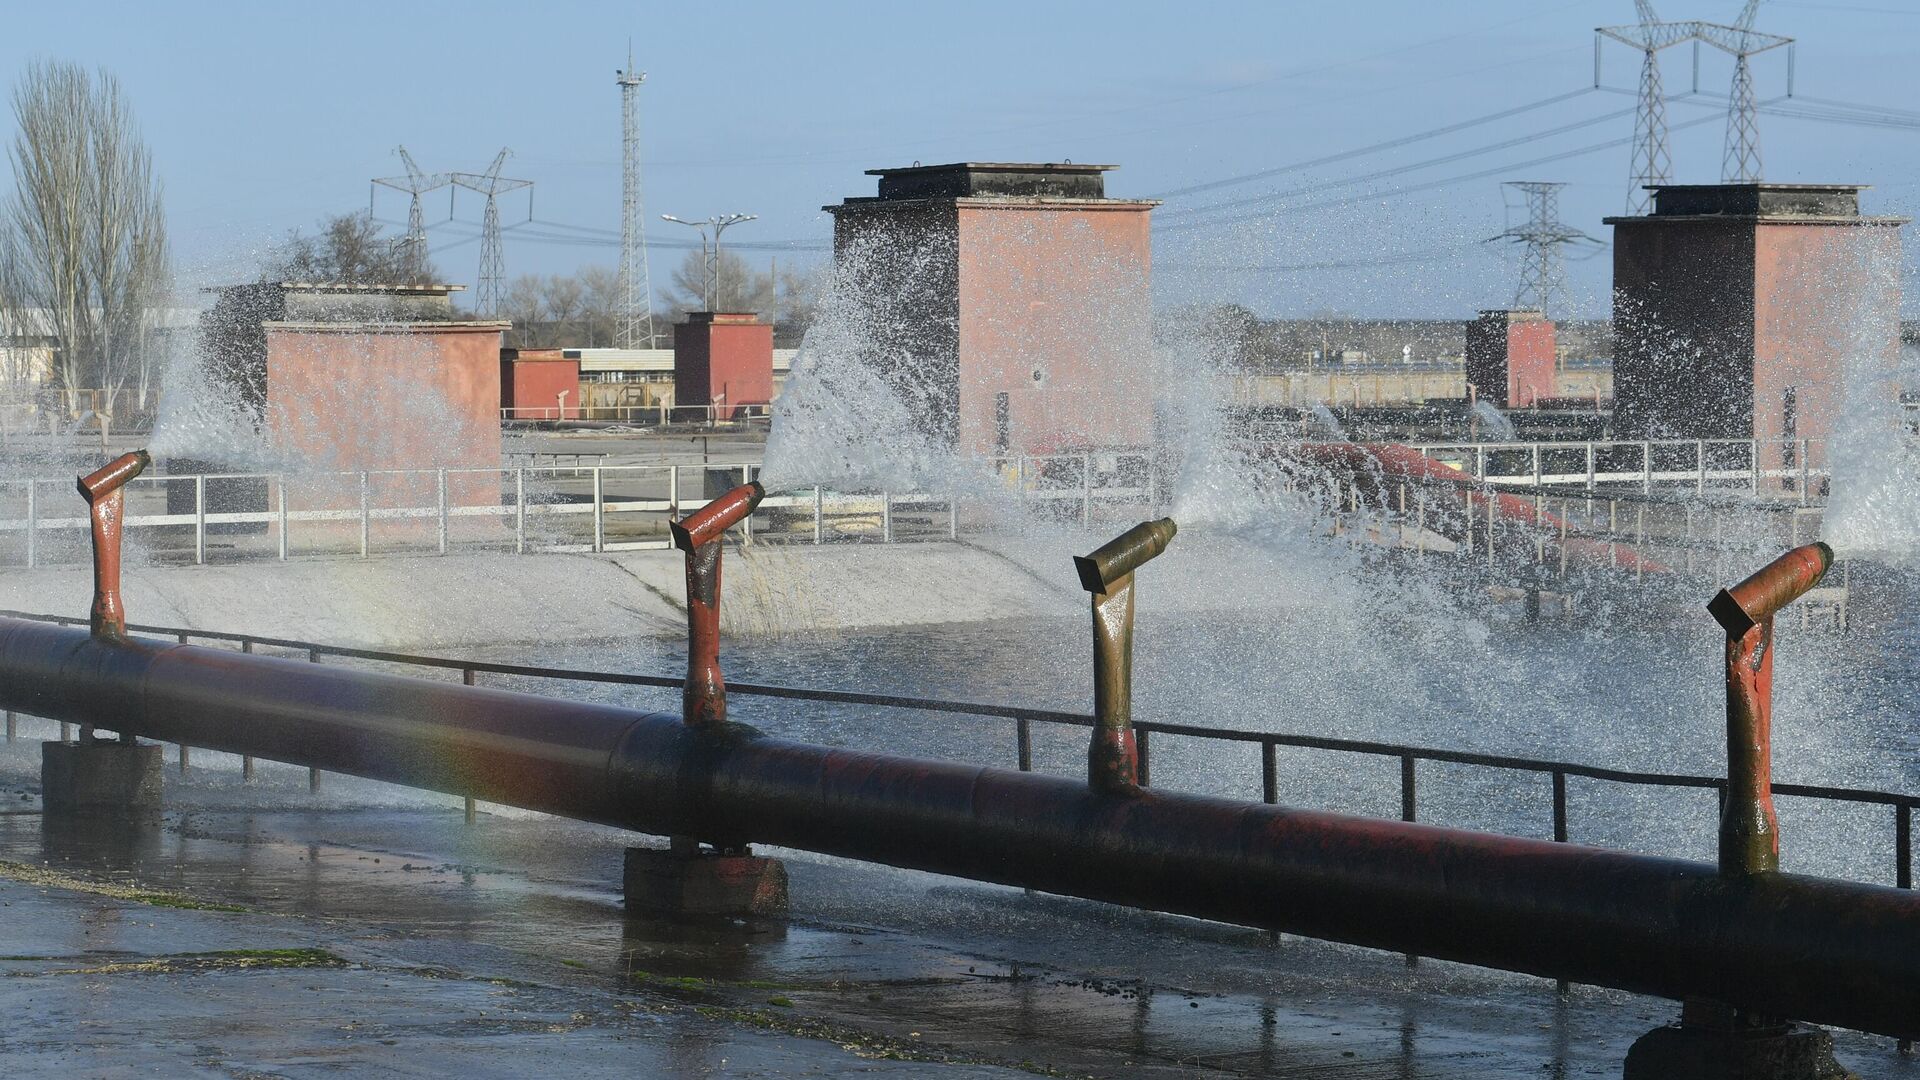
top-left (1708, 542), bottom-right (1834, 638)
top-left (1709, 541), bottom-right (1834, 879)
top-left (673, 482), bottom-right (764, 728)
top-left (671, 481), bottom-right (765, 552)
top-left (77, 450), bottom-right (150, 639)
top-left (78, 449), bottom-right (151, 504)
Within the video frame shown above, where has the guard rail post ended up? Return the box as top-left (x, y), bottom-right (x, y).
top-left (1074, 518), bottom-right (1178, 795)
top-left (626, 481), bottom-right (786, 918)
top-left (1627, 542), bottom-right (1842, 1079)
top-left (46, 451), bottom-right (163, 819)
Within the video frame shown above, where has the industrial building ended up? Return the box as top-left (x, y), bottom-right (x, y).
top-left (199, 282), bottom-right (507, 505)
top-left (827, 162), bottom-right (1157, 455)
top-left (1608, 183), bottom-right (1905, 480)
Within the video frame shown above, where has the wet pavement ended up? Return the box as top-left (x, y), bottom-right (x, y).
top-left (0, 742), bottom-right (1913, 1079)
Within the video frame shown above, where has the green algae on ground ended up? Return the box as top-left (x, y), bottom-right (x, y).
top-left (0, 859), bottom-right (250, 913)
top-left (12, 948), bottom-right (347, 978)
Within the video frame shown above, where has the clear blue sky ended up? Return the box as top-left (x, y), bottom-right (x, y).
top-left (7, 0), bottom-right (1918, 317)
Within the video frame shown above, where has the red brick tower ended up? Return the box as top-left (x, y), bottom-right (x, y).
top-left (826, 163), bottom-right (1157, 456)
top-left (1607, 184), bottom-right (1905, 480)
top-left (1465, 310), bottom-right (1557, 409)
top-left (674, 312), bottom-right (774, 420)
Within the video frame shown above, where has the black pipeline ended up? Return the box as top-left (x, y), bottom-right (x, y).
top-left (0, 614), bottom-right (1916, 1040)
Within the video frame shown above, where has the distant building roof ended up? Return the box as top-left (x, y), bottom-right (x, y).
top-left (842, 161), bottom-right (1144, 203)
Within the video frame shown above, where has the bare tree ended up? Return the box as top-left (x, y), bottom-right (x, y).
top-left (543, 274), bottom-right (583, 344)
top-left (0, 60), bottom-right (170, 411)
top-left (577, 264), bottom-right (621, 347)
top-left (663, 248), bottom-right (770, 319)
top-left (502, 274), bottom-right (547, 348)
top-left (261, 212), bottom-right (437, 286)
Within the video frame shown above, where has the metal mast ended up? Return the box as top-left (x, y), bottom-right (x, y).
top-left (659, 213), bottom-right (758, 310)
top-left (451, 149), bottom-right (533, 317)
top-left (616, 47), bottom-right (656, 349)
top-left (1487, 182), bottom-right (1600, 319)
top-left (370, 147), bottom-right (449, 282)
top-left (1596, 3), bottom-right (1699, 214)
top-left (1695, 1), bottom-right (1793, 182)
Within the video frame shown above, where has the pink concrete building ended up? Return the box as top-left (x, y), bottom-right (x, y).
top-left (826, 162), bottom-right (1157, 455)
top-left (673, 312), bottom-right (773, 420)
top-left (1607, 184), bottom-right (1905, 480)
top-left (501, 348), bottom-right (583, 420)
top-left (1465, 310), bottom-right (1557, 409)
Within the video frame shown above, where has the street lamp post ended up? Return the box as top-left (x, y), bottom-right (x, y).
top-left (660, 212), bottom-right (757, 311)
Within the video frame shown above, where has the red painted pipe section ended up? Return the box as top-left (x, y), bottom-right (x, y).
top-left (1265, 442), bottom-right (1667, 574)
top-left (670, 482), bottom-right (764, 727)
top-left (1708, 543), bottom-right (1835, 876)
top-left (76, 450), bottom-right (150, 639)
top-left (0, 614), bottom-right (1916, 1040)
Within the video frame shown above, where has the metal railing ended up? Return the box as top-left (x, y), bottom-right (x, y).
top-left (501, 402), bottom-right (771, 426)
top-left (1410, 437), bottom-right (1829, 503)
top-left (0, 455), bottom-right (1164, 568)
top-left (1, 609), bottom-right (1908, 894)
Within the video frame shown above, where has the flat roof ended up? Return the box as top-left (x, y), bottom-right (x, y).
top-left (265, 320), bottom-right (509, 332)
top-left (864, 162), bottom-right (1116, 176)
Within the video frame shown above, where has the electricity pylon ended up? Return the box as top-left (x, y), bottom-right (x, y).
top-left (1694, 1), bottom-right (1793, 182)
top-left (1487, 182), bottom-right (1601, 319)
top-left (1596, 3), bottom-right (1700, 214)
top-left (451, 149), bottom-right (534, 317)
top-left (617, 49), bottom-right (657, 349)
top-left (370, 147), bottom-right (449, 282)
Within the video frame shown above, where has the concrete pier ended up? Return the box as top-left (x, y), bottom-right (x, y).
top-left (40, 739), bottom-right (163, 823)
top-left (1626, 1007), bottom-right (1854, 1080)
top-left (624, 845), bottom-right (790, 919)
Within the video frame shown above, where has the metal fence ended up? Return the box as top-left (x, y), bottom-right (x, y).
top-left (0, 452), bottom-right (1162, 567)
top-left (1411, 437), bottom-right (1830, 502)
top-left (0, 609), bottom-right (1909, 894)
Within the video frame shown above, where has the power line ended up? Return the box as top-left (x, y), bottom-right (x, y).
top-left (369, 147), bottom-right (450, 282)
top-left (1596, 3), bottom-right (1701, 214)
top-left (1158, 101), bottom-right (1657, 224)
top-left (1156, 108), bottom-right (1730, 235)
top-left (1146, 88), bottom-right (1600, 202)
top-left (1159, 243), bottom-right (1486, 274)
top-left (450, 149), bottom-right (534, 317)
top-left (1694, 1), bottom-right (1795, 181)
top-left (1486, 181), bottom-right (1600, 318)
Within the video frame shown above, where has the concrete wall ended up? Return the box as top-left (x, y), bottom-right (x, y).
top-left (829, 202), bottom-right (963, 445)
top-left (1752, 222), bottom-right (1903, 474)
top-left (266, 325), bottom-right (503, 509)
top-left (954, 203), bottom-right (1155, 455)
top-left (1612, 220), bottom-right (1759, 442)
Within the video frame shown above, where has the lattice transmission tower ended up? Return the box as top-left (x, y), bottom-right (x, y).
top-left (1595, 3), bottom-right (1700, 214)
top-left (1487, 182), bottom-right (1601, 319)
top-left (616, 49), bottom-right (656, 349)
top-left (1694, 1), bottom-right (1793, 182)
top-left (451, 149), bottom-right (533, 317)
top-left (370, 147), bottom-right (450, 282)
